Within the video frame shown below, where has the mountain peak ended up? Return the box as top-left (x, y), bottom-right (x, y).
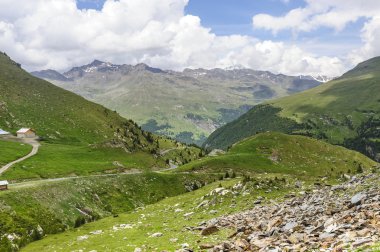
top-left (31, 69), bottom-right (70, 82)
top-left (89, 59), bottom-right (106, 66)
top-left (132, 63), bottom-right (165, 73)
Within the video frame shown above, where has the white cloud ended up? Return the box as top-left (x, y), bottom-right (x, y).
top-left (252, 0), bottom-right (380, 69)
top-left (349, 17), bottom-right (380, 64)
top-left (253, 0), bottom-right (380, 34)
top-left (0, 0), bottom-right (357, 76)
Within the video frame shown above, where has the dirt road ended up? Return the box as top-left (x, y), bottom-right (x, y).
top-left (0, 137), bottom-right (40, 175)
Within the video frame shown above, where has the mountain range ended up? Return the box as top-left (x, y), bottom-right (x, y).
top-left (32, 60), bottom-right (323, 145)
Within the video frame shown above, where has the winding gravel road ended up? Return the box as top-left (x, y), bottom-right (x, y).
top-left (0, 138), bottom-right (40, 175)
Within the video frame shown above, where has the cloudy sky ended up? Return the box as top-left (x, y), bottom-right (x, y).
top-left (0, 0), bottom-right (379, 76)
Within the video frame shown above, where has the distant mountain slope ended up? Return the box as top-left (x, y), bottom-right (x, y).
top-left (32, 61), bottom-right (321, 145)
top-left (204, 57), bottom-right (380, 161)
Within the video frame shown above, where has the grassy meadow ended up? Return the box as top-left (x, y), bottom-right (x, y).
top-left (0, 139), bottom-right (32, 167)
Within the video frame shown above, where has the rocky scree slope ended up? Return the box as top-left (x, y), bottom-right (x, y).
top-left (202, 172), bottom-right (380, 251)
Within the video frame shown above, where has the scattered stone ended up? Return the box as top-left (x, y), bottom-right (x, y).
top-left (77, 235), bottom-right (89, 241)
top-left (352, 238), bottom-right (373, 247)
top-left (170, 238), bottom-right (178, 243)
top-left (350, 192), bottom-right (366, 206)
top-left (183, 212), bottom-right (194, 218)
top-left (181, 243), bottom-right (189, 248)
top-left (283, 221), bottom-right (298, 232)
top-left (150, 232), bottom-right (163, 238)
top-left (199, 243), bottom-right (214, 249)
top-left (295, 181), bottom-right (302, 188)
top-left (201, 225), bottom-right (219, 236)
top-left (89, 230), bottom-right (103, 235)
top-left (209, 210), bottom-right (218, 214)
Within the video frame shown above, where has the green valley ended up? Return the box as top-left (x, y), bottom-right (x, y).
top-left (32, 61), bottom-right (321, 145)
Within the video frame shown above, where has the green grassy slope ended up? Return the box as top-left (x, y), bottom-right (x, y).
top-left (0, 139), bottom-right (32, 166)
top-left (22, 178), bottom-right (292, 252)
top-left (0, 173), bottom-right (213, 251)
top-left (182, 132), bottom-right (376, 179)
top-left (205, 57), bottom-right (380, 160)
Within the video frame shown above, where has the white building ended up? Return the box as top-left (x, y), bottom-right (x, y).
top-left (0, 180), bottom-right (9, 190)
top-left (16, 128), bottom-right (36, 138)
top-left (0, 129), bottom-right (11, 136)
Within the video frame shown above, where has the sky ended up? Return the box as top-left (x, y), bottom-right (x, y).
top-left (1, 0), bottom-right (380, 77)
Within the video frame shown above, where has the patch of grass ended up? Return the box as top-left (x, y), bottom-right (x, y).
top-left (2, 143), bottom-right (159, 180)
top-left (2, 141), bottom-right (202, 181)
top-left (0, 139), bottom-right (32, 167)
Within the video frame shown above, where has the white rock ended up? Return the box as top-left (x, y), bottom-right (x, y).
top-left (183, 212), bottom-right (194, 217)
top-left (170, 238), bottom-right (178, 243)
top-left (150, 232), bottom-right (163, 237)
top-left (77, 235), bottom-right (89, 241)
top-left (90, 230), bottom-right (103, 235)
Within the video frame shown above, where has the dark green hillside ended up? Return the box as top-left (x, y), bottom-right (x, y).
top-left (205, 57), bottom-right (380, 161)
top-left (182, 132), bottom-right (376, 178)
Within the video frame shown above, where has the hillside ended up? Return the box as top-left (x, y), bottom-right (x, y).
top-left (205, 56), bottom-right (380, 161)
top-left (32, 61), bottom-right (321, 145)
top-left (0, 52), bottom-right (202, 180)
top-left (179, 132), bottom-right (376, 178)
top-left (0, 173), bottom-right (214, 251)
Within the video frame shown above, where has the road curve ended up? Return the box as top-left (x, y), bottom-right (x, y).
top-left (0, 139), bottom-right (40, 175)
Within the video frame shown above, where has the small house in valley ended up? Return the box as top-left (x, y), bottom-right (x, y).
top-left (17, 128), bottom-right (36, 138)
top-left (0, 129), bottom-right (11, 136)
top-left (0, 181), bottom-right (9, 191)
